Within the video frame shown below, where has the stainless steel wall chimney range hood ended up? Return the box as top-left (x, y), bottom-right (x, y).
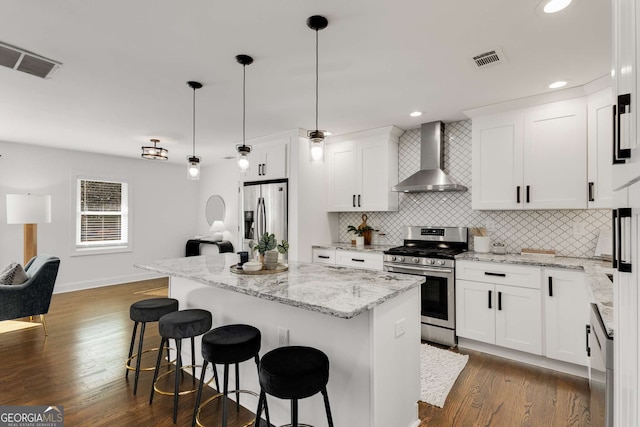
top-left (391, 121), bottom-right (467, 192)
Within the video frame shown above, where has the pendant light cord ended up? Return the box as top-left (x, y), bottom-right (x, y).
top-left (192, 87), bottom-right (196, 157)
top-left (315, 28), bottom-right (319, 131)
top-left (242, 63), bottom-right (246, 147)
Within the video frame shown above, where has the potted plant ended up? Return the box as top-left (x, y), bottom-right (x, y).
top-left (253, 233), bottom-right (289, 270)
top-left (347, 224), bottom-right (374, 247)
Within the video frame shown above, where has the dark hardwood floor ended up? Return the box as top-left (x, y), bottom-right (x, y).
top-left (0, 279), bottom-right (591, 426)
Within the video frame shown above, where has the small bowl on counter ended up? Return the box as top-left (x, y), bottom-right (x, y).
top-left (242, 261), bottom-right (263, 272)
top-left (491, 243), bottom-right (506, 254)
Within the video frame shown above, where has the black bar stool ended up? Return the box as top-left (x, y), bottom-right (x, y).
top-left (192, 324), bottom-right (264, 427)
top-left (255, 346), bottom-right (334, 427)
top-left (150, 309), bottom-right (213, 424)
top-left (126, 297), bottom-right (179, 395)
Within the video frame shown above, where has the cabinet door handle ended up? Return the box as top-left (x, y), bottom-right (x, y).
top-left (498, 291), bottom-right (502, 311)
top-left (484, 272), bottom-right (506, 277)
top-left (548, 276), bottom-right (553, 297)
top-left (612, 104), bottom-right (625, 165)
top-left (352, 258), bottom-right (365, 262)
top-left (352, 195), bottom-right (356, 208)
top-left (317, 255), bottom-right (330, 259)
top-left (586, 324), bottom-right (591, 357)
top-left (617, 207), bottom-right (633, 273)
top-left (588, 182), bottom-right (594, 202)
top-left (358, 194), bottom-right (361, 207)
top-left (488, 290), bottom-right (492, 309)
top-left (516, 186), bottom-right (521, 204)
top-left (615, 94), bottom-right (632, 163)
top-left (526, 185), bottom-right (530, 203)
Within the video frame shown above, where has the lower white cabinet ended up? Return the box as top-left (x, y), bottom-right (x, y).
top-left (335, 250), bottom-right (383, 271)
top-left (544, 268), bottom-right (589, 366)
top-left (312, 248), bottom-right (335, 265)
top-left (456, 279), bottom-right (542, 355)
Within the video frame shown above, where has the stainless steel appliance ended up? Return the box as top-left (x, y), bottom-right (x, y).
top-left (588, 303), bottom-right (614, 427)
top-left (383, 226), bottom-right (468, 346)
top-left (241, 179), bottom-right (288, 254)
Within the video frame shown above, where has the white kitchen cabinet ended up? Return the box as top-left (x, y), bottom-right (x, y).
top-left (544, 268), bottom-right (589, 366)
top-left (472, 98), bottom-right (587, 210)
top-left (243, 140), bottom-right (288, 181)
top-left (334, 250), bottom-right (383, 271)
top-left (587, 88), bottom-right (614, 208)
top-left (326, 126), bottom-right (401, 212)
top-left (312, 247), bottom-right (336, 265)
top-left (456, 261), bottom-right (542, 355)
top-left (612, 0), bottom-right (640, 190)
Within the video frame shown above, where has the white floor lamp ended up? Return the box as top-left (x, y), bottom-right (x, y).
top-left (6, 194), bottom-right (52, 265)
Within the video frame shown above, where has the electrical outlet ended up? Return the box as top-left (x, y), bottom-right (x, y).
top-left (395, 318), bottom-right (406, 338)
top-left (278, 327), bottom-right (289, 346)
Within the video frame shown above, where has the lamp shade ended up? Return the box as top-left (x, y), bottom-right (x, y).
top-left (6, 194), bottom-right (51, 224)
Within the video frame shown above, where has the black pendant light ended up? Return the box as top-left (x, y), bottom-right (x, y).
top-left (236, 54), bottom-right (253, 171)
top-left (187, 81), bottom-right (203, 180)
top-left (141, 138), bottom-right (168, 160)
top-left (307, 15), bottom-right (328, 162)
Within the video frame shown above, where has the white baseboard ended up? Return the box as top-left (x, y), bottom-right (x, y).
top-left (458, 338), bottom-right (588, 378)
top-left (53, 271), bottom-right (166, 294)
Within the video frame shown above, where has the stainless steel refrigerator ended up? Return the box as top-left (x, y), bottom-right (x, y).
top-left (241, 179), bottom-right (288, 255)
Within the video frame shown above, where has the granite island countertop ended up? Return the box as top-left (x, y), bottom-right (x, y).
top-left (456, 252), bottom-right (614, 337)
top-left (136, 253), bottom-right (421, 320)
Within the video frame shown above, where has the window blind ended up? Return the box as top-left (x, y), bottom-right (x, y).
top-left (76, 179), bottom-right (128, 248)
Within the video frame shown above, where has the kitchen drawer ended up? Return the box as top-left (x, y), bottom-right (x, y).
top-left (312, 248), bottom-right (336, 265)
top-left (335, 250), bottom-right (383, 271)
top-left (456, 260), bottom-right (541, 289)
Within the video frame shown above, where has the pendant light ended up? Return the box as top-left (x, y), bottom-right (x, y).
top-left (141, 138), bottom-right (168, 160)
top-left (236, 54), bottom-right (253, 171)
top-left (307, 15), bottom-right (328, 162)
top-left (187, 81), bottom-right (203, 180)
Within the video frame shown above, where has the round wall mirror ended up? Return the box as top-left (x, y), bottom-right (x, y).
top-left (205, 195), bottom-right (226, 226)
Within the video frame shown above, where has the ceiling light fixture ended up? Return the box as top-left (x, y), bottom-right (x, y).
top-left (549, 80), bottom-right (567, 89)
top-left (186, 81), bottom-right (203, 180)
top-left (410, 111), bottom-right (423, 117)
top-left (236, 54), bottom-right (253, 172)
top-left (307, 15), bottom-right (329, 162)
top-left (141, 138), bottom-right (168, 160)
top-left (542, 0), bottom-right (572, 13)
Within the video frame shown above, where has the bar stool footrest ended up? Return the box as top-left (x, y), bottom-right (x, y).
top-left (153, 364), bottom-right (213, 396)
top-left (195, 389), bottom-right (259, 427)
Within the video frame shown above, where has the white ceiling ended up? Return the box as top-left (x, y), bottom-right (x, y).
top-left (0, 0), bottom-right (610, 164)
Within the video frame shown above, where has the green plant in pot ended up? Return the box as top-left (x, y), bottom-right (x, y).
top-left (347, 224), bottom-right (374, 246)
top-left (253, 232), bottom-right (289, 270)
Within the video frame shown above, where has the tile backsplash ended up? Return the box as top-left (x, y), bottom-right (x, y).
top-left (339, 120), bottom-right (611, 258)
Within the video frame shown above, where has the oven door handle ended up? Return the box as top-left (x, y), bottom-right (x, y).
top-left (385, 265), bottom-right (453, 275)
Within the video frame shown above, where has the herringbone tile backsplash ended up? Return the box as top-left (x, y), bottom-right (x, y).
top-left (339, 120), bottom-right (611, 258)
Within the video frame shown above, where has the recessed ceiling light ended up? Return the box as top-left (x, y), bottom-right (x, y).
top-left (410, 111), bottom-right (422, 117)
top-left (542, 0), bottom-right (572, 13)
top-left (549, 80), bottom-right (568, 89)
top-left (324, 131), bottom-right (332, 136)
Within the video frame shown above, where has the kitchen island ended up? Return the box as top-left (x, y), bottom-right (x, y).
top-left (136, 253), bottom-right (422, 427)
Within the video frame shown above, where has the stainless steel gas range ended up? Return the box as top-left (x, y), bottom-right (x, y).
top-left (383, 226), bottom-right (468, 346)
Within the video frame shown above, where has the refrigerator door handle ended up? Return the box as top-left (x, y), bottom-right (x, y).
top-left (256, 197), bottom-right (266, 238)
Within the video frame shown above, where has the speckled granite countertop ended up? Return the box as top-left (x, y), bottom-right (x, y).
top-left (136, 253), bottom-right (421, 319)
top-left (456, 252), bottom-right (614, 337)
top-left (312, 243), bottom-right (395, 253)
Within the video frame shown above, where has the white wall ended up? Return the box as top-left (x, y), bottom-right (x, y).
top-left (0, 140), bottom-right (199, 292)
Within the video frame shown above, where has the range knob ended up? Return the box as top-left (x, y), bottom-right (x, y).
top-left (397, 256), bottom-right (405, 262)
top-left (436, 260), bottom-right (445, 266)
top-left (412, 257), bottom-right (420, 264)
top-left (426, 259), bottom-right (435, 265)
top-left (389, 255), bottom-right (396, 262)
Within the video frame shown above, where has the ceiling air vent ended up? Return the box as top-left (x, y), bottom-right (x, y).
top-left (471, 48), bottom-right (506, 69)
top-left (0, 42), bottom-right (62, 79)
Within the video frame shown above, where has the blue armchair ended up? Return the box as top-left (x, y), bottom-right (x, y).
top-left (0, 254), bottom-right (60, 335)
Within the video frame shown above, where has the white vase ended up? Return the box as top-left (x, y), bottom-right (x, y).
top-left (355, 236), bottom-right (365, 247)
top-left (263, 250), bottom-right (279, 270)
top-left (474, 236), bottom-right (491, 253)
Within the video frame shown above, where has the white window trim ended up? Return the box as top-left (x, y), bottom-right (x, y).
top-left (71, 172), bottom-right (133, 257)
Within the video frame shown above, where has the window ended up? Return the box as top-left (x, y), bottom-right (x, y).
top-left (75, 178), bottom-right (129, 251)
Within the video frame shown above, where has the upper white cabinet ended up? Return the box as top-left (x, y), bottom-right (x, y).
top-left (587, 88), bottom-right (614, 208)
top-left (472, 98), bottom-right (587, 210)
top-left (612, 0), bottom-right (640, 190)
top-left (326, 126), bottom-right (401, 212)
top-left (242, 140), bottom-right (288, 181)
